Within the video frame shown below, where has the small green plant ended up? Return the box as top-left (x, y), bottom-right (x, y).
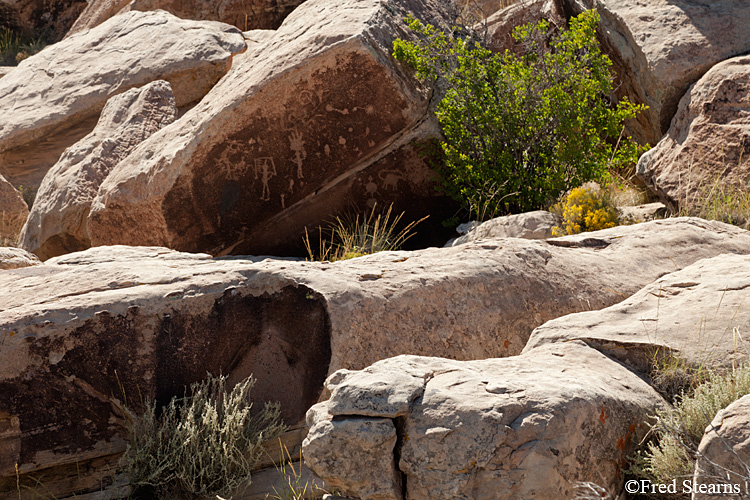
top-left (393, 10), bottom-right (647, 215)
top-left (0, 28), bottom-right (45, 65)
top-left (630, 364), bottom-right (750, 488)
top-left (125, 373), bottom-right (285, 500)
top-left (303, 203), bottom-right (427, 262)
top-left (550, 182), bottom-right (619, 236)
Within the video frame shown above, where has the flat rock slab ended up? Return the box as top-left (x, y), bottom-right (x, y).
top-left (637, 54), bottom-right (750, 208)
top-left (525, 253), bottom-right (750, 377)
top-left (0, 9), bottom-right (245, 189)
top-left (19, 80), bottom-right (178, 260)
top-left (303, 342), bottom-right (667, 500)
top-left (86, 0), bottom-right (458, 257)
top-left (445, 210), bottom-right (561, 246)
top-left (562, 0), bottom-right (750, 145)
top-left (1, 217), bottom-right (748, 497)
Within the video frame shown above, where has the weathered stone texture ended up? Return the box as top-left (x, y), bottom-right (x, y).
top-left (19, 80), bottom-right (178, 260)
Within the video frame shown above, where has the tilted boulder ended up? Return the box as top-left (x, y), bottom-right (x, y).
top-left (693, 394), bottom-right (750, 499)
top-left (0, 246), bottom-right (40, 269)
top-left (561, 0), bottom-right (750, 145)
top-left (303, 342), bottom-right (667, 500)
top-left (637, 55), bottom-right (750, 209)
top-left (86, 0), bottom-right (459, 257)
top-left (68, 0), bottom-right (305, 35)
top-left (525, 253), bottom-right (750, 378)
top-left (0, 10), bottom-right (245, 191)
top-left (0, 172), bottom-right (27, 244)
top-left (19, 80), bottom-right (178, 260)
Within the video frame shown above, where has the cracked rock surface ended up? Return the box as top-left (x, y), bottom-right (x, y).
top-left (525, 253), bottom-right (750, 375)
top-left (303, 342), bottom-right (667, 500)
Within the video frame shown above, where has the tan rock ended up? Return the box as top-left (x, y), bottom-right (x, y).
top-left (68, 0), bottom-right (305, 35)
top-left (693, 394), bottom-right (750, 500)
top-left (561, 0), bottom-right (750, 145)
top-left (485, 0), bottom-right (563, 54)
top-left (459, 0), bottom-right (524, 22)
top-left (19, 80), bottom-right (178, 260)
top-left (0, 10), bottom-right (246, 190)
top-left (524, 253), bottom-right (750, 378)
top-left (303, 342), bottom-right (667, 500)
top-left (0, 246), bottom-right (40, 269)
top-left (637, 55), bottom-right (750, 210)
top-left (617, 202), bottom-right (667, 224)
top-left (0, 172), bottom-right (27, 244)
top-left (86, 0), bottom-right (458, 257)
top-left (1, 218), bottom-right (747, 497)
top-left (445, 210), bottom-right (560, 246)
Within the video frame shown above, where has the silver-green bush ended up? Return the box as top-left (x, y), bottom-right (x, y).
top-left (125, 373), bottom-right (285, 499)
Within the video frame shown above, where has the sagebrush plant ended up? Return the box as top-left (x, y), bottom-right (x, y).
top-left (393, 10), bottom-right (647, 215)
top-left (125, 373), bottom-right (285, 500)
top-left (550, 182), bottom-right (619, 236)
top-left (304, 203), bottom-right (427, 262)
top-left (631, 364), bottom-right (750, 490)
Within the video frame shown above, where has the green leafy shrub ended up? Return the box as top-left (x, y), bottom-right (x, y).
top-left (125, 373), bottom-right (285, 499)
top-left (304, 203), bottom-right (427, 262)
top-left (631, 364), bottom-right (750, 487)
top-left (551, 182), bottom-right (618, 236)
top-left (393, 10), bottom-right (646, 216)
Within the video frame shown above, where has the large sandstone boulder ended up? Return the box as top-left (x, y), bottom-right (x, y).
top-left (561, 0), bottom-right (750, 145)
top-left (19, 80), bottom-right (178, 260)
top-left (0, 10), bottom-right (245, 191)
top-left (525, 253), bottom-right (750, 379)
top-left (303, 342), bottom-right (667, 500)
top-left (637, 55), bottom-right (750, 210)
top-left (0, 246), bottom-right (39, 269)
top-left (68, 0), bottom-right (305, 35)
top-left (1, 218), bottom-right (747, 497)
top-left (0, 172), bottom-right (27, 244)
top-left (85, 0), bottom-right (459, 257)
top-left (693, 394), bottom-right (750, 500)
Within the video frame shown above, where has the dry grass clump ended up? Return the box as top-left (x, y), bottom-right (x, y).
top-left (630, 364), bottom-right (750, 491)
top-left (125, 373), bottom-right (285, 500)
top-left (304, 203), bottom-right (427, 262)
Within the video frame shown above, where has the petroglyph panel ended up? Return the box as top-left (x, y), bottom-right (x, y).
top-left (163, 50), bottom-right (414, 254)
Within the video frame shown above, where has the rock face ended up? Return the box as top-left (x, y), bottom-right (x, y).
top-left (1, 218), bottom-right (748, 498)
top-left (637, 55), bottom-right (750, 208)
top-left (445, 210), bottom-right (560, 246)
top-left (561, 0), bottom-right (750, 145)
top-left (486, 0), bottom-right (563, 54)
top-left (0, 10), bottom-right (246, 191)
top-left (525, 253), bottom-right (750, 377)
top-left (85, 0), bottom-right (459, 257)
top-left (0, 172), bottom-right (28, 244)
top-left (19, 81), bottom-right (178, 260)
top-left (303, 342), bottom-right (667, 500)
top-left (693, 394), bottom-right (750, 500)
top-left (68, 0), bottom-right (305, 35)
top-left (0, 246), bottom-right (40, 269)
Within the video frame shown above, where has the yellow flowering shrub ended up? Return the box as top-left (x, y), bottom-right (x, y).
top-left (551, 183), bottom-right (619, 236)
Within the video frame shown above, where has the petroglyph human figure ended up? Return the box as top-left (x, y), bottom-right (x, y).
top-left (254, 157), bottom-right (277, 201)
top-left (289, 131), bottom-right (307, 179)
